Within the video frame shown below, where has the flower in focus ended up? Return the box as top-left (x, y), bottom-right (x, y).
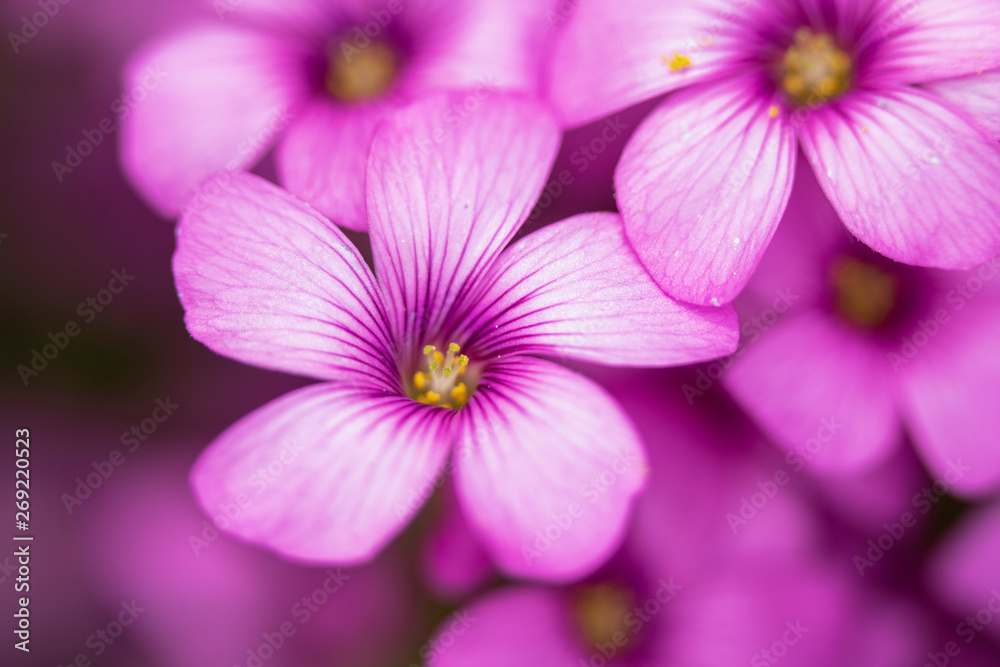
top-left (119, 0), bottom-right (555, 226)
top-left (550, 0), bottom-right (1000, 305)
top-left (723, 165), bottom-right (1000, 493)
top-left (173, 93), bottom-right (739, 580)
top-left (421, 370), bottom-right (926, 666)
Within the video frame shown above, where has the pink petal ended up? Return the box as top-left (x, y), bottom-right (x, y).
top-left (738, 161), bottom-right (853, 310)
top-left (191, 383), bottom-right (453, 563)
top-left (462, 212), bottom-right (740, 365)
top-left (119, 24), bottom-right (311, 216)
top-left (878, 0), bottom-right (1000, 83)
top-left (897, 287), bottom-right (1000, 496)
top-left (366, 93), bottom-right (560, 345)
top-left (799, 86), bottom-right (1000, 269)
top-left (277, 97), bottom-right (397, 232)
top-left (927, 501), bottom-right (1000, 643)
top-left (402, 0), bottom-right (556, 96)
top-left (616, 78), bottom-right (797, 306)
top-left (922, 70), bottom-right (1000, 143)
top-left (547, 0), bottom-right (749, 126)
top-left (419, 484), bottom-right (495, 601)
top-left (173, 172), bottom-right (396, 388)
top-left (428, 587), bottom-right (581, 667)
top-left (454, 357), bottom-right (647, 581)
top-left (723, 310), bottom-right (901, 473)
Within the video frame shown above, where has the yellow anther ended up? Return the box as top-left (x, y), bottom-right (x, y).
top-left (411, 341), bottom-right (475, 410)
top-left (768, 105), bottom-right (780, 118)
top-left (667, 53), bottom-right (692, 72)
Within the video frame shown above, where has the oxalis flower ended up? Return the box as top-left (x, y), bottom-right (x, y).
top-left (724, 166), bottom-right (1000, 494)
top-left (550, 0), bottom-right (1000, 305)
top-left (422, 373), bottom-right (923, 667)
top-left (120, 0), bottom-right (554, 227)
top-left (173, 94), bottom-right (739, 580)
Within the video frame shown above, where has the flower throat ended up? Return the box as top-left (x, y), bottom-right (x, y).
top-left (326, 39), bottom-right (397, 101)
top-left (778, 28), bottom-right (852, 107)
top-left (408, 343), bottom-right (473, 410)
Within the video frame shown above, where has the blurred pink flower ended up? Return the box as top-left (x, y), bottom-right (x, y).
top-left (927, 501), bottom-right (1000, 650)
top-left (423, 369), bottom-right (926, 666)
top-left (723, 165), bottom-right (1000, 494)
top-left (83, 447), bottom-right (418, 667)
top-left (172, 94), bottom-right (739, 581)
top-left (549, 0), bottom-right (1000, 305)
top-left (119, 0), bottom-right (556, 225)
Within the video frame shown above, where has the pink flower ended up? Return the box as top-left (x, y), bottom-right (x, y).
top-left (119, 0), bottom-right (556, 227)
top-left (421, 369), bottom-right (926, 666)
top-left (173, 94), bottom-right (739, 581)
top-left (723, 165), bottom-right (1000, 493)
top-left (927, 501), bottom-right (1000, 649)
top-left (82, 448), bottom-right (417, 667)
top-left (549, 0), bottom-right (1000, 305)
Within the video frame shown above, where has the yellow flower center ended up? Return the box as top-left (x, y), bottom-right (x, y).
top-left (779, 28), bottom-right (852, 106)
top-left (409, 343), bottom-right (473, 410)
top-left (574, 583), bottom-right (634, 650)
top-left (326, 40), bottom-right (398, 101)
top-left (833, 258), bottom-right (898, 328)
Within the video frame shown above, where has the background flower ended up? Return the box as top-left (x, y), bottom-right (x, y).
top-left (119, 0), bottom-right (558, 227)
top-left (549, 0), bottom-right (1000, 305)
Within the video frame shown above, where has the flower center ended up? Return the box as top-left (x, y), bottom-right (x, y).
top-left (574, 583), bottom-right (634, 651)
top-left (408, 343), bottom-right (473, 410)
top-left (326, 40), bottom-right (397, 101)
top-left (779, 28), bottom-right (852, 106)
top-left (833, 258), bottom-right (898, 328)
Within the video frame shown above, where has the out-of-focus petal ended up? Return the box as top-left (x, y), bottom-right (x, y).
top-left (461, 212), bottom-right (739, 365)
top-left (428, 587), bottom-right (582, 667)
top-left (898, 287), bottom-right (1000, 496)
top-left (799, 87), bottom-right (1000, 269)
top-left (174, 172), bottom-right (396, 388)
top-left (724, 310), bottom-right (900, 472)
top-left (616, 78), bottom-right (797, 306)
top-left (191, 383), bottom-right (453, 563)
top-left (927, 502), bottom-right (1000, 648)
top-left (119, 24), bottom-right (311, 215)
top-left (455, 358), bottom-right (646, 581)
top-left (366, 93), bottom-right (560, 346)
top-left (402, 0), bottom-right (557, 96)
top-left (420, 484), bottom-right (495, 601)
top-left (277, 97), bottom-right (397, 231)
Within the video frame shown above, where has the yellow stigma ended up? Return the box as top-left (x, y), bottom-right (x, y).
top-left (779, 28), bottom-right (852, 106)
top-left (833, 258), bottom-right (898, 328)
top-left (665, 52), bottom-right (692, 72)
top-left (409, 342), bottom-right (473, 410)
top-left (326, 40), bottom-right (398, 101)
top-left (574, 584), bottom-right (635, 650)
